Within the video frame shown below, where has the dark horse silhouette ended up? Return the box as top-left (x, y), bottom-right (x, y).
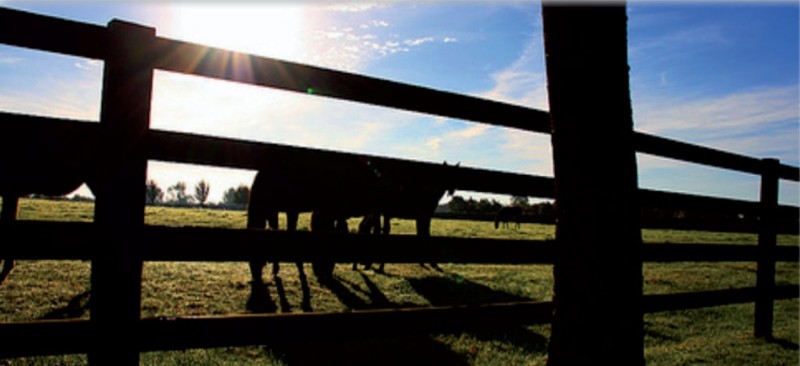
top-left (247, 155), bottom-right (454, 281)
top-left (351, 173), bottom-right (454, 273)
top-left (495, 206), bottom-right (523, 230)
top-left (0, 117), bottom-right (98, 284)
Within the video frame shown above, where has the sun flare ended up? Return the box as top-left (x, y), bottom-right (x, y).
top-left (166, 4), bottom-right (306, 61)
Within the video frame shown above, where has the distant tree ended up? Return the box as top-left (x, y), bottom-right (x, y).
top-left (194, 180), bottom-right (211, 207)
top-left (71, 194), bottom-right (95, 202)
top-left (447, 195), bottom-right (470, 213)
top-left (167, 181), bottom-right (192, 206)
top-left (222, 184), bottom-right (250, 207)
top-left (476, 198), bottom-right (503, 214)
top-left (145, 179), bottom-right (164, 205)
top-left (511, 195), bottom-right (530, 208)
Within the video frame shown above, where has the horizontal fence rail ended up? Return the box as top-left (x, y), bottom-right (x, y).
top-left (0, 6), bottom-right (799, 363)
top-left (1, 7), bottom-right (798, 183)
top-left (1, 285), bottom-right (798, 358)
top-left (1, 111), bottom-right (798, 235)
top-left (1, 111), bottom-right (798, 234)
top-left (3, 221), bottom-right (799, 263)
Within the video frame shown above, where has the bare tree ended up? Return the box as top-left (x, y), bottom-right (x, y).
top-left (194, 180), bottom-right (210, 207)
top-left (145, 179), bottom-right (163, 205)
top-left (167, 181), bottom-right (192, 206)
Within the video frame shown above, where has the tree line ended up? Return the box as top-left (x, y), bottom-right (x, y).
top-left (27, 180), bottom-right (252, 210)
top-left (446, 195), bottom-right (555, 217)
top-left (145, 179), bottom-right (250, 209)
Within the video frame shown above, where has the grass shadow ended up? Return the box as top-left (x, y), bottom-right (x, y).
top-left (767, 336), bottom-right (800, 351)
top-left (408, 274), bottom-right (548, 355)
top-left (271, 335), bottom-right (469, 366)
top-left (274, 272), bottom-right (313, 313)
top-left (40, 290), bottom-right (91, 320)
top-left (260, 274), bottom-right (469, 365)
top-left (320, 274), bottom-right (376, 310)
top-left (408, 274), bottom-right (531, 306)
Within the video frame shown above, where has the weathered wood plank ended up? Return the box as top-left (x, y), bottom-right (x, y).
top-left (4, 222), bottom-right (798, 263)
top-left (2, 286), bottom-right (797, 358)
top-left (0, 7), bottom-right (107, 60)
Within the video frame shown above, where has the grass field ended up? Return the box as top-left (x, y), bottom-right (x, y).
top-left (1, 198), bottom-right (798, 365)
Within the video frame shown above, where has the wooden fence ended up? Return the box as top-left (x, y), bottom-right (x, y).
top-left (0, 6), bottom-right (798, 363)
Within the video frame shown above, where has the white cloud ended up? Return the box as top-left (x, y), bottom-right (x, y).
top-left (477, 37), bottom-right (548, 110)
top-left (0, 56), bottom-right (21, 64)
top-left (404, 37), bottom-right (434, 47)
top-left (325, 3), bottom-right (387, 13)
top-left (633, 84), bottom-right (800, 162)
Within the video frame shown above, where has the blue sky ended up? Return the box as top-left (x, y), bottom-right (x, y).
top-left (0, 1), bottom-right (797, 206)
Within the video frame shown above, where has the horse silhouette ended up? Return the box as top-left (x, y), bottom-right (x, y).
top-left (495, 206), bottom-right (523, 230)
top-left (247, 157), bottom-right (454, 281)
top-left (0, 118), bottom-right (98, 284)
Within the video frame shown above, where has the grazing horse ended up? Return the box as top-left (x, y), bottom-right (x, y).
top-left (247, 156), bottom-right (455, 281)
top-left (0, 117), bottom-right (98, 284)
top-left (246, 155), bottom-right (386, 282)
top-left (495, 206), bottom-right (523, 230)
top-left (355, 184), bottom-right (453, 272)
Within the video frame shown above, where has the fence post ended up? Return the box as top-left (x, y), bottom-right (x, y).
top-left (541, 3), bottom-right (644, 365)
top-left (90, 20), bottom-right (155, 365)
top-left (0, 194), bottom-right (19, 283)
top-left (755, 158), bottom-right (779, 338)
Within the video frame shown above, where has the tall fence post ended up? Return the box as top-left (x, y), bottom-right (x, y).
top-left (0, 194), bottom-right (19, 283)
top-left (755, 158), bottom-right (779, 338)
top-left (541, 3), bottom-right (644, 365)
top-left (90, 20), bottom-right (155, 365)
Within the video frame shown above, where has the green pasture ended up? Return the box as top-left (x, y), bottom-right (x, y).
top-left (1, 198), bottom-right (798, 365)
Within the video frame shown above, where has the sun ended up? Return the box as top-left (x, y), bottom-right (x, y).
top-left (165, 4), bottom-right (306, 61)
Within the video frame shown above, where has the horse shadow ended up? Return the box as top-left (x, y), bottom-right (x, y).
top-left (264, 274), bottom-right (468, 365)
top-left (407, 274), bottom-right (549, 355)
top-left (39, 290), bottom-right (91, 320)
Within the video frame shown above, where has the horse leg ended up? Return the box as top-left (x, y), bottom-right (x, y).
top-left (375, 214), bottom-right (391, 273)
top-left (355, 215), bottom-right (372, 270)
top-left (0, 259), bottom-right (13, 285)
top-left (415, 217), bottom-right (440, 271)
top-left (247, 208), bottom-right (271, 283)
top-left (285, 211), bottom-right (304, 277)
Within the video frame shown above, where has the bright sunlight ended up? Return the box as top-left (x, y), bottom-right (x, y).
top-left (165, 4), bottom-right (306, 60)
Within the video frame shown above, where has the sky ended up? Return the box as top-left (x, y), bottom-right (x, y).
top-left (0, 1), bottom-right (797, 206)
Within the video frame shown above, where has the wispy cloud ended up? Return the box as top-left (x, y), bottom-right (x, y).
top-left (325, 3), bottom-right (387, 13)
top-left (477, 37), bottom-right (548, 111)
top-left (0, 56), bottom-right (21, 64)
top-left (634, 84), bottom-right (800, 162)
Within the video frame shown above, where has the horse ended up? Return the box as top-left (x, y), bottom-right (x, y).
top-left (246, 154), bottom-right (387, 282)
top-left (247, 156), bottom-right (455, 281)
top-left (0, 117), bottom-right (98, 284)
top-left (352, 179), bottom-right (454, 273)
top-left (495, 206), bottom-right (523, 230)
